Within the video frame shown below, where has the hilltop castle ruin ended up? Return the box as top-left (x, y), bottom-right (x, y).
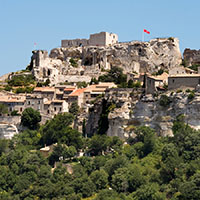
top-left (61, 32), bottom-right (118, 47)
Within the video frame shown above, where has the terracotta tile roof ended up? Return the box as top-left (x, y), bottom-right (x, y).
top-left (148, 72), bottom-right (169, 81)
top-left (52, 100), bottom-right (64, 103)
top-left (64, 87), bottom-right (76, 91)
top-left (169, 74), bottom-right (200, 77)
top-left (0, 96), bottom-right (25, 103)
top-left (34, 87), bottom-right (55, 92)
top-left (44, 101), bottom-right (51, 105)
top-left (68, 88), bottom-right (86, 96)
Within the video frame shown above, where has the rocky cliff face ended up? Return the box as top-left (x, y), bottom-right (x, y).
top-left (183, 48), bottom-right (200, 66)
top-left (31, 38), bottom-right (182, 85)
top-left (86, 90), bottom-right (200, 138)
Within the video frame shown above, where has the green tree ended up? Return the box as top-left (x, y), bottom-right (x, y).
top-left (90, 169), bottom-right (108, 191)
top-left (98, 66), bottom-right (127, 86)
top-left (160, 143), bottom-right (182, 183)
top-left (179, 172), bottom-right (200, 200)
top-left (63, 145), bottom-right (77, 160)
top-left (69, 102), bottom-right (79, 116)
top-left (132, 183), bottom-right (165, 200)
top-left (0, 139), bottom-right (9, 156)
top-left (89, 134), bottom-right (111, 156)
top-left (134, 126), bottom-right (157, 157)
top-left (159, 95), bottom-right (171, 107)
top-left (21, 108), bottom-right (41, 130)
top-left (0, 104), bottom-right (8, 115)
top-left (41, 113), bottom-right (74, 145)
top-left (72, 175), bottom-right (95, 198)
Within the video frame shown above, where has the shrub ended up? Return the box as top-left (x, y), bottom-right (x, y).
top-left (186, 89), bottom-right (191, 93)
top-left (188, 64), bottom-right (199, 72)
top-left (159, 95), bottom-right (171, 107)
top-left (168, 37), bottom-right (174, 42)
top-left (8, 74), bottom-right (35, 87)
top-left (188, 92), bottom-right (195, 100)
top-left (77, 81), bottom-right (87, 88)
top-left (11, 110), bottom-right (20, 116)
top-left (176, 89), bottom-right (182, 93)
top-left (4, 85), bottom-right (12, 91)
top-left (69, 58), bottom-right (78, 68)
top-left (15, 87), bottom-right (34, 94)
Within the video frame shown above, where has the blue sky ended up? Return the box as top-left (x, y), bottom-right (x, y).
top-left (0, 0), bottom-right (199, 76)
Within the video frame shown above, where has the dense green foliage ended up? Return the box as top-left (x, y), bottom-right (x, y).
top-left (98, 66), bottom-right (127, 87)
top-left (69, 102), bottom-right (79, 116)
top-left (69, 58), bottom-right (78, 68)
top-left (0, 103), bottom-right (8, 115)
top-left (7, 74), bottom-right (35, 86)
top-left (1, 113), bottom-right (200, 199)
top-left (77, 81), bottom-right (87, 88)
top-left (188, 64), bottom-right (199, 72)
top-left (21, 108), bottom-right (41, 130)
top-left (159, 94), bottom-right (171, 107)
top-left (15, 86), bottom-right (34, 94)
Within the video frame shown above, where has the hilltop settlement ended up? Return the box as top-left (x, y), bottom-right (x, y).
top-left (0, 31), bottom-right (200, 139)
top-left (1, 31), bottom-right (200, 199)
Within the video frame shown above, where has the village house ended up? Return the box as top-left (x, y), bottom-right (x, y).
top-left (146, 72), bottom-right (168, 94)
top-left (55, 85), bottom-right (67, 100)
top-left (68, 88), bottom-right (86, 108)
top-left (33, 87), bottom-right (55, 100)
top-left (0, 94), bottom-right (26, 114)
top-left (169, 66), bottom-right (197, 75)
top-left (25, 94), bottom-right (45, 113)
top-left (63, 86), bottom-right (76, 100)
top-left (168, 74), bottom-right (200, 90)
top-left (83, 82), bottom-right (117, 104)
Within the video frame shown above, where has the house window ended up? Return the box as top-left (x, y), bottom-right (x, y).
top-left (38, 101), bottom-right (40, 104)
top-left (20, 108), bottom-right (22, 112)
top-left (28, 101), bottom-right (30, 105)
top-left (10, 108), bottom-right (12, 112)
top-left (54, 107), bottom-right (56, 111)
top-left (172, 79), bottom-right (175, 83)
top-left (47, 110), bottom-right (50, 114)
top-left (60, 107), bottom-right (62, 112)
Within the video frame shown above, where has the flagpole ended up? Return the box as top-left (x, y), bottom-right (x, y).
top-left (142, 30), bottom-right (144, 42)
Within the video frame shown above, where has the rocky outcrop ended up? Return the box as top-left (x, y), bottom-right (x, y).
top-left (0, 124), bottom-right (18, 139)
top-left (31, 38), bottom-right (182, 85)
top-left (183, 48), bottom-right (200, 66)
top-left (0, 116), bottom-right (21, 139)
top-left (86, 90), bottom-right (200, 138)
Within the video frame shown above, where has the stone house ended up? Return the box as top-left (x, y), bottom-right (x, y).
top-left (0, 95), bottom-right (26, 114)
top-left (63, 86), bottom-right (76, 100)
top-left (43, 100), bottom-right (68, 116)
top-left (83, 82), bottom-right (117, 104)
top-left (68, 88), bottom-right (86, 108)
top-left (33, 87), bottom-right (55, 100)
top-left (168, 74), bottom-right (200, 90)
top-left (25, 95), bottom-right (45, 113)
top-left (146, 72), bottom-right (168, 94)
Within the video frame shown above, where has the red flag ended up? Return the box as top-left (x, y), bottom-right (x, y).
top-left (144, 29), bottom-right (150, 34)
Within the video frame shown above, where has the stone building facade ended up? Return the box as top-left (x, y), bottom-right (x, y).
top-left (61, 32), bottom-right (118, 47)
top-left (168, 74), bottom-right (200, 90)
